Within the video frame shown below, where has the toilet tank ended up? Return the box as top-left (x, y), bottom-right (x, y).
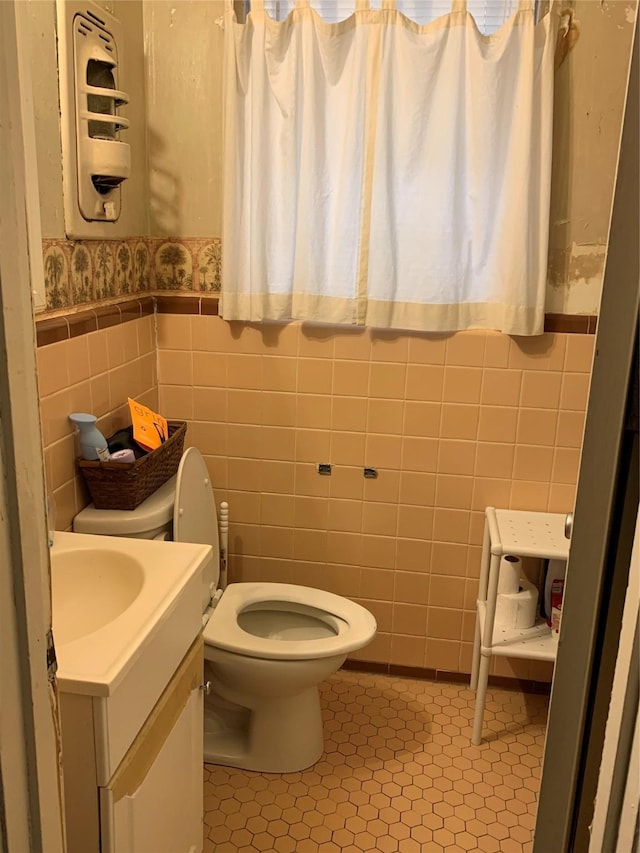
top-left (73, 476), bottom-right (176, 539)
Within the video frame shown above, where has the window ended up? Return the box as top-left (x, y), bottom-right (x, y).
top-left (252, 1), bottom-right (524, 34)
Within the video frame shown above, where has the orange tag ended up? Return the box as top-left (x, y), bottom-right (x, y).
top-left (128, 398), bottom-right (168, 452)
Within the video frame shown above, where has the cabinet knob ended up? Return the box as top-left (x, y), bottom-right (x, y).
top-left (200, 681), bottom-right (213, 696)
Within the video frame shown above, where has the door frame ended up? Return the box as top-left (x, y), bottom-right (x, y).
top-left (0, 2), bottom-right (65, 851)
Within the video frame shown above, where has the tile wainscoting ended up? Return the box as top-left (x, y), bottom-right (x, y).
top-left (35, 294), bottom-right (593, 685)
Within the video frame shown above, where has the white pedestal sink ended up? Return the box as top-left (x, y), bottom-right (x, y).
top-left (51, 532), bottom-right (212, 853)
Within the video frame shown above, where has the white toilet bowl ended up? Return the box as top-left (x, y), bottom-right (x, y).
top-left (73, 447), bottom-right (376, 773)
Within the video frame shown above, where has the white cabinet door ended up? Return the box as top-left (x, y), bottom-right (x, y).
top-left (100, 641), bottom-right (204, 853)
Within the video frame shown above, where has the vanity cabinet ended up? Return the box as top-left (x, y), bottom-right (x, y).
top-left (60, 637), bottom-right (204, 853)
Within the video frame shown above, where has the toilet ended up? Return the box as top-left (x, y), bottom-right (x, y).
top-left (73, 446), bottom-right (377, 773)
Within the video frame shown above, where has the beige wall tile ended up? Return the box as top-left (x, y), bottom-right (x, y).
top-left (228, 457), bottom-right (262, 491)
top-left (331, 396), bottom-right (367, 432)
top-left (397, 504), bottom-right (434, 541)
top-left (520, 371), bottom-right (562, 409)
top-left (553, 447), bottom-right (581, 484)
top-left (363, 469), bottom-right (401, 504)
top-left (295, 461), bottom-right (331, 496)
top-left (367, 398), bottom-right (405, 435)
top-left (189, 421), bottom-right (228, 456)
top-left (362, 535), bottom-right (398, 570)
top-left (193, 387), bottom-right (228, 422)
top-left (298, 394), bottom-right (333, 430)
top-left (435, 474), bottom-right (474, 510)
top-left (88, 329), bottom-right (109, 376)
top-left (330, 466), bottom-right (364, 501)
top-left (157, 314), bottom-right (192, 350)
top-left (327, 498), bottom-right (363, 533)
top-left (262, 460), bottom-right (295, 494)
top-left (438, 440), bottom-right (476, 476)
top-left (262, 357), bottom-right (297, 392)
top-left (295, 429), bottom-right (331, 463)
top-left (106, 325), bottom-right (126, 368)
top-left (369, 362), bottom-right (407, 399)
top-left (399, 471), bottom-right (436, 507)
top-left (556, 410), bottom-right (586, 448)
top-left (477, 406), bottom-right (518, 443)
top-left (431, 541), bottom-right (468, 576)
top-left (445, 332), bottom-right (486, 366)
top-left (510, 481), bottom-right (550, 512)
top-left (159, 385), bottom-right (194, 420)
top-left (298, 327), bottom-right (336, 359)
top-left (262, 426), bottom-right (296, 461)
top-left (443, 367), bottom-right (482, 404)
top-left (440, 404), bottom-right (479, 441)
top-left (407, 334), bottom-right (448, 365)
top-left (157, 349), bottom-right (192, 386)
top-left (390, 635), bottom-right (427, 667)
top-left (403, 401), bottom-right (441, 437)
top-left (362, 502), bottom-right (398, 537)
top-left (333, 329), bottom-right (371, 361)
top-left (481, 369), bottom-right (522, 407)
top-left (193, 352), bottom-right (227, 387)
top-left (548, 483), bottom-right (577, 513)
top-left (433, 509), bottom-right (471, 545)
top-left (37, 342), bottom-right (69, 397)
top-left (560, 372), bottom-right (591, 411)
top-left (509, 334), bottom-right (566, 371)
top-left (516, 408), bottom-right (558, 446)
top-left (227, 490), bottom-right (261, 525)
top-left (394, 571), bottom-right (429, 605)
top-left (227, 423), bottom-right (262, 459)
top-left (392, 603), bottom-right (428, 637)
top-left (475, 443), bottom-right (514, 479)
top-left (360, 567), bottom-right (395, 601)
top-left (428, 576), bottom-right (466, 609)
top-left (366, 434), bottom-right (403, 470)
top-left (483, 333), bottom-right (510, 369)
top-left (332, 360), bottom-right (370, 397)
top-left (513, 445), bottom-right (554, 482)
top-left (402, 436), bottom-right (439, 473)
top-left (471, 477), bottom-right (512, 511)
top-left (294, 496), bottom-right (329, 530)
top-left (330, 431), bottom-right (366, 466)
top-left (66, 335), bottom-right (92, 386)
top-left (427, 607), bottom-right (463, 641)
top-left (293, 528), bottom-right (328, 562)
top-left (228, 389), bottom-right (263, 424)
top-left (260, 322), bottom-right (299, 356)
top-left (297, 358), bottom-right (333, 395)
top-left (426, 639), bottom-right (462, 672)
top-left (370, 331), bottom-right (409, 363)
top-left (228, 354), bottom-right (263, 390)
top-left (261, 493), bottom-right (295, 528)
top-left (262, 392), bottom-right (296, 427)
top-left (396, 538), bottom-right (431, 573)
top-left (405, 364), bottom-right (444, 402)
top-left (326, 531), bottom-right (362, 566)
top-left (261, 525), bottom-right (294, 559)
top-left (564, 335), bottom-right (595, 372)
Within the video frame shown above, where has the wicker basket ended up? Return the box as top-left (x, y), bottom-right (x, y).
top-left (77, 421), bottom-right (187, 510)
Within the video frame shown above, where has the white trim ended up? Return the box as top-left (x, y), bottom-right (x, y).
top-left (0, 3), bottom-right (65, 851)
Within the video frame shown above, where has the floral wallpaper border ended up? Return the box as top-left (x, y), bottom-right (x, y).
top-left (41, 237), bottom-right (222, 312)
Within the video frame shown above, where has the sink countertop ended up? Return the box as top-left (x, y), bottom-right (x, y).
top-left (51, 531), bottom-right (211, 697)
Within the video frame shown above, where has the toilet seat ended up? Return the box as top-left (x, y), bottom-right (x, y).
top-left (173, 447), bottom-right (377, 663)
top-left (203, 582), bottom-right (376, 661)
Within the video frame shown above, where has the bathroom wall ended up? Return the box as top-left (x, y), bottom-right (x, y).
top-left (155, 312), bottom-right (593, 680)
top-left (37, 304), bottom-right (158, 530)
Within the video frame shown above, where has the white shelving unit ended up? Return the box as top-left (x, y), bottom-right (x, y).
top-left (470, 507), bottom-right (570, 745)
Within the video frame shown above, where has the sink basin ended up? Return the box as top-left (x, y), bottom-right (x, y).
top-left (52, 549), bottom-right (145, 644)
top-left (51, 532), bottom-right (212, 697)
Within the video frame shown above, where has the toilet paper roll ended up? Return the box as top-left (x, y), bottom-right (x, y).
top-left (495, 579), bottom-right (539, 630)
top-left (497, 554), bottom-right (521, 595)
top-left (109, 448), bottom-right (135, 463)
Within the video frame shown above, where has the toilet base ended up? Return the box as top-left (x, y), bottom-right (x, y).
top-left (204, 686), bottom-right (325, 773)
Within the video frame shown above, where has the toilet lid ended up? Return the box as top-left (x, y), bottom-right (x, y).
top-left (174, 447), bottom-right (220, 588)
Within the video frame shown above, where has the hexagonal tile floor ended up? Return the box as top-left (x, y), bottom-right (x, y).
top-left (203, 670), bottom-right (548, 853)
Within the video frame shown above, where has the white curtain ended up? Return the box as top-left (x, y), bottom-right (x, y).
top-left (221, 0), bottom-right (558, 335)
